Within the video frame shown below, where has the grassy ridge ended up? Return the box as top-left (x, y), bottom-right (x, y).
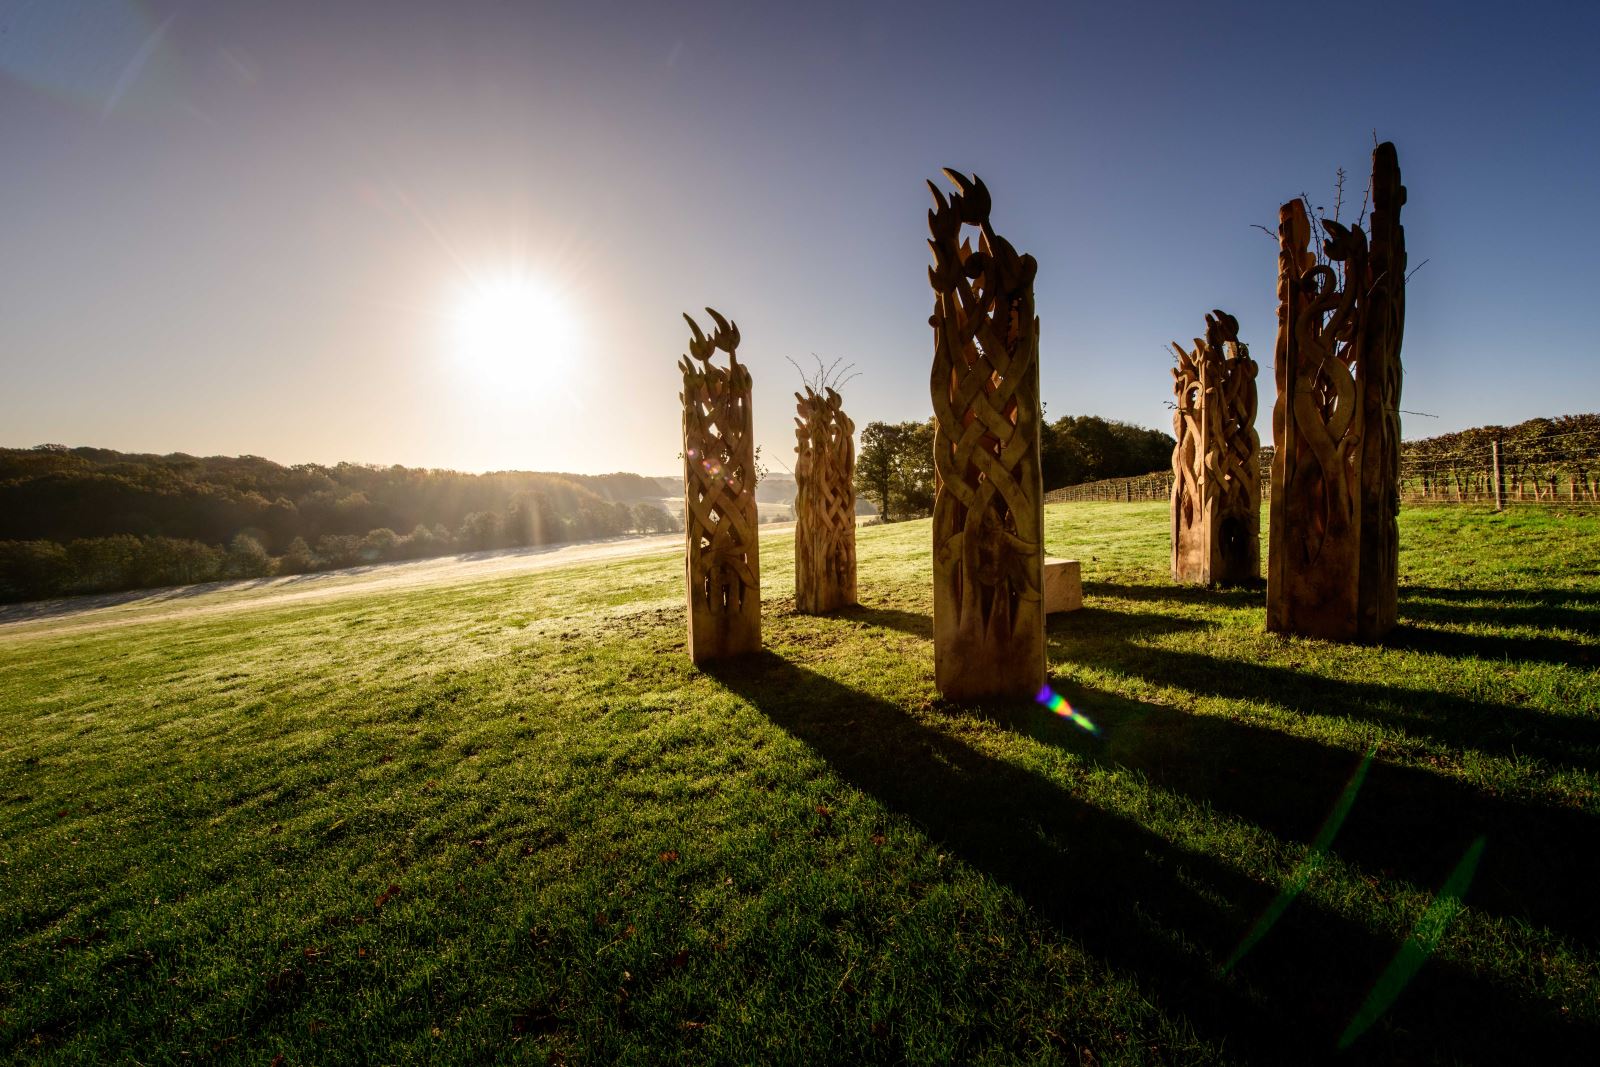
top-left (2, 504), bottom-right (1597, 1064)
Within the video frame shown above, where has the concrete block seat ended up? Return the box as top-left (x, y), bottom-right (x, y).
top-left (1044, 557), bottom-right (1082, 614)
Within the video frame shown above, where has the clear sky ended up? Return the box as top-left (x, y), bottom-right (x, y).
top-left (2, 0), bottom-right (1596, 475)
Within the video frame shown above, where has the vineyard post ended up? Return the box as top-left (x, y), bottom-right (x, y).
top-left (1492, 438), bottom-right (1504, 511)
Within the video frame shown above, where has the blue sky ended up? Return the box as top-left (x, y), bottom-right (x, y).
top-left (1, 0), bottom-right (1595, 474)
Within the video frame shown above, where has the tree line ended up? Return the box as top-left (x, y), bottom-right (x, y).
top-left (854, 414), bottom-right (1175, 521)
top-left (0, 446), bottom-right (680, 602)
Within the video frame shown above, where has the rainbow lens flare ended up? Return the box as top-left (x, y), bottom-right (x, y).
top-left (1035, 685), bottom-right (1102, 738)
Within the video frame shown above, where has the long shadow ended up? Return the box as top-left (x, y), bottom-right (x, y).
top-left (1401, 585), bottom-right (1600, 638)
top-left (835, 597), bottom-right (1599, 934)
top-left (835, 603), bottom-right (932, 638)
top-left (1382, 623), bottom-right (1597, 667)
top-left (1084, 580), bottom-right (1265, 611)
top-left (1405, 585), bottom-right (1600, 607)
top-left (1053, 605), bottom-right (1600, 774)
top-left (1086, 581), bottom-right (1600, 666)
top-left (708, 652), bottom-right (1591, 1064)
top-left (1041, 613), bottom-right (1600, 949)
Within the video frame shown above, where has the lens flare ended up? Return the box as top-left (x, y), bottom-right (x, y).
top-left (1338, 835), bottom-right (1487, 1049)
top-left (1035, 685), bottom-right (1102, 738)
top-left (1220, 744), bottom-right (1376, 975)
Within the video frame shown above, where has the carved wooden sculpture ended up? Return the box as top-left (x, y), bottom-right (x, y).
top-left (1267, 144), bottom-right (1407, 640)
top-left (1171, 310), bottom-right (1260, 586)
top-left (680, 308), bottom-right (760, 662)
top-left (926, 169), bottom-right (1044, 700)
top-left (793, 386), bottom-right (857, 614)
top-left (1357, 143), bottom-right (1407, 639)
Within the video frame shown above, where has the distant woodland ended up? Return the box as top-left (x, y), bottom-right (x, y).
top-left (0, 447), bottom-right (683, 602)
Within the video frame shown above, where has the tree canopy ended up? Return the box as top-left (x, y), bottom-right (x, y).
top-left (854, 414), bottom-right (1176, 522)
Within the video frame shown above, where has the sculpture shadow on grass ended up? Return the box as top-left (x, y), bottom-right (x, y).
top-left (1404, 583), bottom-right (1600, 611)
top-left (1381, 622), bottom-right (1597, 667)
top-left (1084, 579), bottom-right (1599, 665)
top-left (1050, 599), bottom-right (1600, 775)
top-left (1399, 584), bottom-right (1600, 655)
top-left (833, 603), bottom-right (932, 639)
top-left (1083, 579), bottom-right (1265, 611)
top-left (1042, 609), bottom-right (1600, 949)
top-left (705, 651), bottom-right (1591, 1064)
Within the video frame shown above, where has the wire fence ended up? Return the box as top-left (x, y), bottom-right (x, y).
top-left (1402, 439), bottom-right (1600, 505)
top-left (1045, 439), bottom-right (1600, 507)
top-left (1045, 471), bottom-right (1176, 504)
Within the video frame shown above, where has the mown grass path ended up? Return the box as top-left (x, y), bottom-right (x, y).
top-left (2, 504), bottom-right (1597, 1064)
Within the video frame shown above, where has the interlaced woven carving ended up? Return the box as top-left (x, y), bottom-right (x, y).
top-left (793, 386), bottom-right (857, 614)
top-left (1171, 310), bottom-right (1260, 585)
top-left (1268, 143), bottom-right (1407, 640)
top-left (680, 308), bottom-right (760, 661)
top-left (926, 169), bottom-right (1044, 699)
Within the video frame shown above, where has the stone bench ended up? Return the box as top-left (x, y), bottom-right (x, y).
top-left (1044, 557), bottom-right (1082, 614)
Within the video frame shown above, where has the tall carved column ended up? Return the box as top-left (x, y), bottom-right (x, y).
top-left (1171, 310), bottom-right (1260, 586)
top-left (926, 169), bottom-right (1044, 700)
top-left (1357, 144), bottom-right (1406, 640)
top-left (793, 386), bottom-right (857, 614)
top-left (680, 308), bottom-right (760, 662)
top-left (1267, 144), bottom-right (1407, 640)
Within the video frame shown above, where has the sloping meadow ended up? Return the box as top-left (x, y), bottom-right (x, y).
top-left (2, 504), bottom-right (1597, 1064)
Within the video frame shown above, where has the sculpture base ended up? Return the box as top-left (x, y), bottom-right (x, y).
top-left (932, 591), bottom-right (1046, 701)
top-left (687, 606), bottom-right (761, 664)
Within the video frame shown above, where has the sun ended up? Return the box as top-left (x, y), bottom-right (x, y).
top-left (449, 274), bottom-right (579, 390)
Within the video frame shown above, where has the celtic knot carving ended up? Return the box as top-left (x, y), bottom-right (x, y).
top-left (1171, 310), bottom-right (1260, 585)
top-left (793, 386), bottom-right (857, 614)
top-left (926, 169), bottom-right (1044, 699)
top-left (680, 307), bottom-right (760, 661)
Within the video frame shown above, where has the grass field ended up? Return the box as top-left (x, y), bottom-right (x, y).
top-left (3, 502), bottom-right (1598, 1065)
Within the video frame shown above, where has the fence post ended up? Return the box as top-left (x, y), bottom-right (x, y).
top-left (1492, 439), bottom-right (1504, 511)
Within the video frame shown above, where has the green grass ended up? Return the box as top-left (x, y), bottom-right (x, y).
top-left (2, 503), bottom-right (1597, 1064)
